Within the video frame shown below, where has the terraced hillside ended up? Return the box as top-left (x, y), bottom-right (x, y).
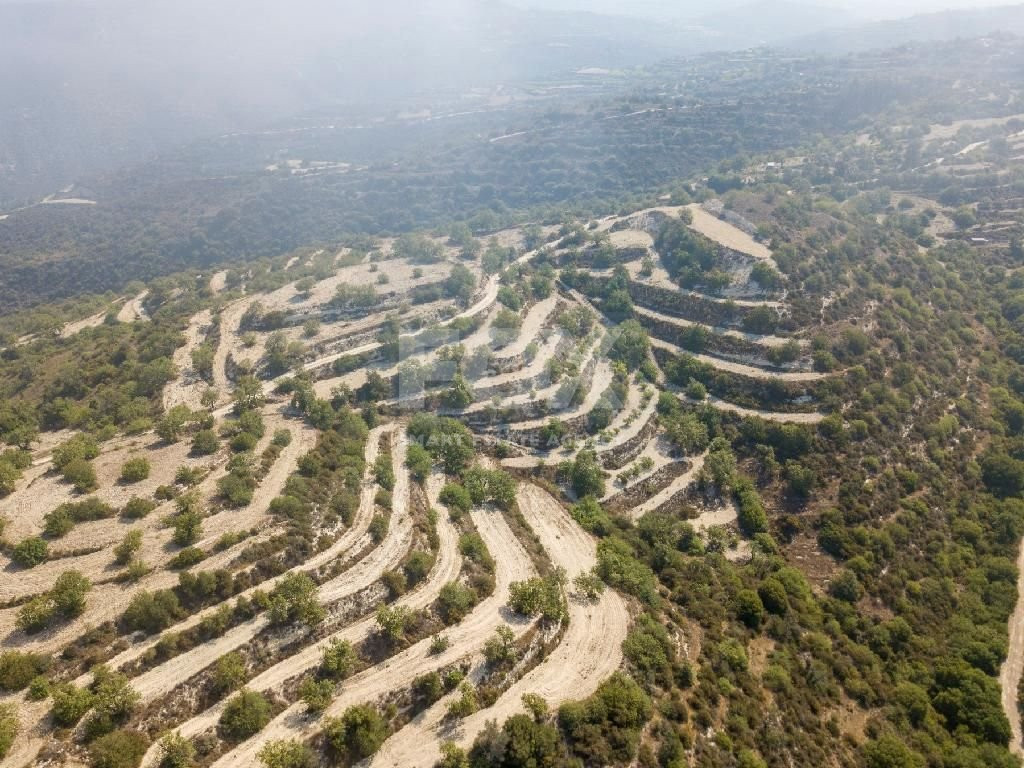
top-left (3, 69), bottom-right (1024, 767)
top-left (0, 192), bottom-right (863, 768)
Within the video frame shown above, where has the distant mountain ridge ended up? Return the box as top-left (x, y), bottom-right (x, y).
top-left (786, 2), bottom-right (1024, 52)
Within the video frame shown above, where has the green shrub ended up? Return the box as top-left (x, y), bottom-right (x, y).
top-left (168, 547), bottom-right (206, 570)
top-left (122, 590), bottom-right (183, 634)
top-left (63, 458), bottom-right (98, 493)
top-left (219, 689), bottom-right (271, 741)
top-left (11, 537), bottom-right (48, 568)
top-left (157, 732), bottom-right (195, 768)
top-left (0, 703), bottom-right (17, 758)
top-left (438, 582), bottom-right (475, 623)
top-left (51, 570), bottom-right (91, 616)
top-left (119, 458), bottom-right (151, 484)
top-left (321, 638), bottom-right (355, 680)
top-left (405, 443), bottom-right (432, 483)
top-left (373, 454), bottom-right (395, 490)
top-left (16, 596), bottom-right (55, 633)
top-left (27, 675), bottom-right (49, 701)
top-left (268, 573), bottom-right (324, 626)
top-left (172, 511), bottom-right (202, 546)
top-left (122, 497), bottom-right (157, 519)
top-left (439, 483), bottom-right (472, 517)
top-left (52, 434), bottom-right (100, 470)
top-left (44, 497), bottom-right (116, 537)
top-left (258, 739), bottom-right (316, 768)
top-left (191, 429), bottom-right (220, 456)
top-left (114, 530), bottom-right (143, 565)
top-left (51, 683), bottom-right (94, 726)
top-left (88, 729), bottom-right (148, 768)
top-left (0, 651), bottom-right (49, 691)
top-left (299, 676), bottom-right (334, 713)
top-left (323, 705), bottom-right (388, 762)
top-left (212, 652), bottom-right (247, 696)
top-left (508, 575), bottom-right (566, 621)
top-left (91, 666), bottom-right (140, 719)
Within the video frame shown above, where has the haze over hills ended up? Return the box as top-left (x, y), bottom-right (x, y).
top-left (0, 0), bottom-right (686, 204)
top-left (786, 2), bottom-right (1024, 51)
top-left (3, 0), bottom-right (1024, 205)
top-left (512, 0), bottom-right (1019, 21)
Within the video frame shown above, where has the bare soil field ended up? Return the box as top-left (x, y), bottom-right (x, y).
top-left (686, 203), bottom-right (775, 266)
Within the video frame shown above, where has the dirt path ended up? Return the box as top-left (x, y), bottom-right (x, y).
top-left (164, 309), bottom-right (213, 411)
top-left (0, 410), bottom-right (316, 651)
top-left (129, 429), bottom-right (404, 704)
top-left (59, 309), bottom-right (109, 339)
top-left (373, 484), bottom-right (628, 767)
top-left (507, 359), bottom-right (613, 432)
top-left (683, 393), bottom-right (825, 425)
top-left (116, 291), bottom-right (149, 323)
top-left (149, 459), bottom-right (465, 767)
top-left (923, 113), bottom-right (1024, 143)
top-left (212, 301), bottom-right (249, 403)
top-left (1001, 535), bottom-right (1024, 756)
top-left (603, 383), bottom-right (655, 447)
top-left (625, 257), bottom-right (679, 292)
top-left (608, 229), bottom-right (654, 249)
top-left (602, 436), bottom-right (674, 500)
top-left (634, 305), bottom-right (797, 348)
top-left (209, 271), bottom-right (228, 294)
top-left (495, 295), bottom-right (558, 360)
top-left (472, 332), bottom-right (564, 395)
top-left (628, 452), bottom-right (707, 521)
top-left (210, 492), bottom-right (537, 768)
top-left (78, 426), bottom-right (389, 687)
top-left (650, 338), bottom-right (824, 382)
top-left (0, 698), bottom-right (49, 768)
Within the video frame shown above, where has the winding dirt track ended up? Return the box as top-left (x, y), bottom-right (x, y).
top-left (495, 295), bottom-right (558, 360)
top-left (633, 304), bottom-right (797, 348)
top-left (210, 271), bottom-right (228, 294)
top-left (628, 451), bottom-right (707, 522)
top-left (372, 484), bottom-right (628, 767)
top-left (116, 291), bottom-right (150, 323)
top-left (206, 489), bottom-right (538, 767)
top-left (650, 338), bottom-right (824, 382)
top-left (0, 410), bottom-right (317, 652)
top-left (1000, 535), bottom-right (1024, 756)
top-left (148, 461), bottom-right (466, 767)
top-left (77, 426), bottom-right (390, 688)
top-left (59, 309), bottom-right (109, 339)
top-left (682, 393), bottom-right (825, 425)
top-left (164, 309), bottom-right (213, 411)
top-left (0, 417), bottom-right (325, 767)
top-left (212, 301), bottom-right (249, 402)
top-left (129, 430), bottom-right (408, 704)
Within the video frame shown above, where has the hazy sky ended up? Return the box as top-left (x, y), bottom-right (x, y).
top-left (510, 0), bottom-right (1021, 22)
top-left (0, 0), bottom-right (1014, 18)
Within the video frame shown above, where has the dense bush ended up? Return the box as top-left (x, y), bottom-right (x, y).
top-left (10, 537), bottom-right (48, 567)
top-left (88, 729), bottom-right (148, 768)
top-left (323, 705), bottom-right (388, 762)
top-left (119, 457), bottom-right (151, 483)
top-left (219, 689), bottom-right (272, 741)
